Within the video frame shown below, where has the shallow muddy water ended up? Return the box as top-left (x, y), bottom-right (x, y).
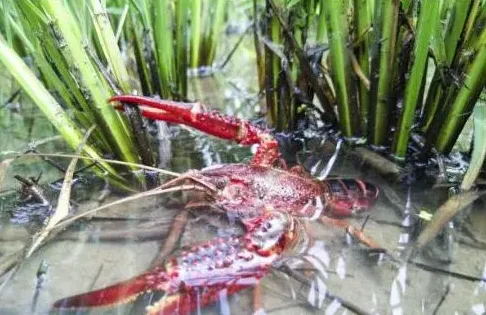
top-left (1, 127), bottom-right (486, 315)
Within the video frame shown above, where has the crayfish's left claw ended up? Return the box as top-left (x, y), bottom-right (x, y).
top-left (52, 267), bottom-right (169, 310)
top-left (52, 211), bottom-right (298, 314)
top-left (109, 95), bottom-right (281, 167)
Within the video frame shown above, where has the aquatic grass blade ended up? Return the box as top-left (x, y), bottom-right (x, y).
top-left (0, 33), bottom-right (125, 183)
top-left (25, 126), bottom-right (95, 258)
top-left (89, 0), bottom-right (132, 93)
top-left (40, 0), bottom-right (139, 165)
top-left (461, 102), bottom-right (486, 190)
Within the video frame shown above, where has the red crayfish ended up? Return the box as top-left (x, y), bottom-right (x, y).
top-left (52, 95), bottom-right (380, 314)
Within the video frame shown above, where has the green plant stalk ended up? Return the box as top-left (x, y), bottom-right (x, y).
top-left (175, 0), bottom-right (188, 97)
top-left (5, 14), bottom-right (34, 53)
top-left (89, 0), bottom-right (131, 93)
top-left (130, 17), bottom-right (154, 95)
top-left (264, 1), bottom-right (281, 128)
top-left (253, 0), bottom-right (265, 91)
top-left (316, 0), bottom-right (327, 43)
top-left (354, 0), bottom-right (372, 134)
top-left (91, 0), bottom-right (156, 181)
top-left (461, 102), bottom-right (486, 190)
top-left (322, 0), bottom-right (358, 136)
top-left (153, 0), bottom-right (175, 98)
top-left (461, 0), bottom-right (481, 49)
top-left (369, 0), bottom-right (400, 145)
top-left (445, 0), bottom-right (473, 62)
top-left (0, 33), bottom-right (122, 182)
top-left (41, 0), bottom-right (139, 165)
top-left (190, 0), bottom-right (202, 68)
top-left (433, 40), bottom-right (486, 153)
top-left (14, 0), bottom-right (112, 150)
top-left (421, 0), bottom-right (473, 132)
top-left (393, 0), bottom-right (439, 158)
top-left (206, 0), bottom-right (227, 66)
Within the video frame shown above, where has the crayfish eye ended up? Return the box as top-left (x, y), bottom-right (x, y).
top-left (214, 178), bottom-right (228, 189)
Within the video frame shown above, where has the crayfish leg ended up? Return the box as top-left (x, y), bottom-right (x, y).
top-left (319, 216), bottom-right (385, 252)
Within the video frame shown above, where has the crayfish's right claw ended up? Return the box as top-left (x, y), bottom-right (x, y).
top-left (110, 95), bottom-right (281, 167)
top-left (52, 267), bottom-right (169, 310)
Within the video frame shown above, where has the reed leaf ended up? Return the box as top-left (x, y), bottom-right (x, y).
top-left (461, 102), bottom-right (486, 190)
top-left (0, 33), bottom-right (122, 181)
top-left (89, 0), bottom-right (131, 93)
top-left (40, 0), bottom-right (138, 164)
top-left (421, 0), bottom-right (474, 133)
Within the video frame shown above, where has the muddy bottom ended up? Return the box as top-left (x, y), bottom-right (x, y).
top-left (1, 138), bottom-right (486, 315)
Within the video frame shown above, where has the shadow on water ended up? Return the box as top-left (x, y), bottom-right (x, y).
top-left (1, 45), bottom-right (486, 315)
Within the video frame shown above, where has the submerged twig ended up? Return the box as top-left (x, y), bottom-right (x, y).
top-left (432, 283), bottom-right (450, 315)
top-left (0, 88), bottom-right (21, 109)
top-left (9, 152), bottom-right (180, 178)
top-left (53, 184), bottom-right (203, 230)
top-left (354, 147), bottom-right (403, 180)
top-left (31, 260), bottom-right (48, 313)
top-left (14, 175), bottom-right (50, 206)
top-left (410, 260), bottom-right (486, 282)
top-left (26, 126), bottom-right (95, 258)
top-left (151, 210), bottom-right (189, 267)
top-left (411, 190), bottom-right (485, 255)
top-left (220, 23), bottom-right (253, 69)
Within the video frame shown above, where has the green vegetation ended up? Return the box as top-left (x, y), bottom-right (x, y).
top-left (0, 0), bottom-right (228, 189)
top-left (0, 0), bottom-right (485, 186)
top-left (256, 0), bottom-right (486, 183)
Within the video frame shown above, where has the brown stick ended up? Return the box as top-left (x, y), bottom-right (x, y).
top-left (150, 210), bottom-right (189, 267)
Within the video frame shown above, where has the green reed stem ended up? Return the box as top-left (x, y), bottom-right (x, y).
top-left (432, 33), bottom-right (486, 153)
top-left (322, 0), bottom-right (358, 137)
top-left (392, 0), bottom-right (439, 159)
top-left (421, 0), bottom-right (474, 133)
top-left (153, 0), bottom-right (175, 98)
top-left (369, 0), bottom-right (400, 145)
top-left (354, 0), bottom-right (372, 134)
top-left (206, 0), bottom-right (227, 66)
top-left (190, 0), bottom-right (202, 69)
top-left (461, 102), bottom-right (486, 190)
top-left (175, 0), bottom-right (189, 97)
